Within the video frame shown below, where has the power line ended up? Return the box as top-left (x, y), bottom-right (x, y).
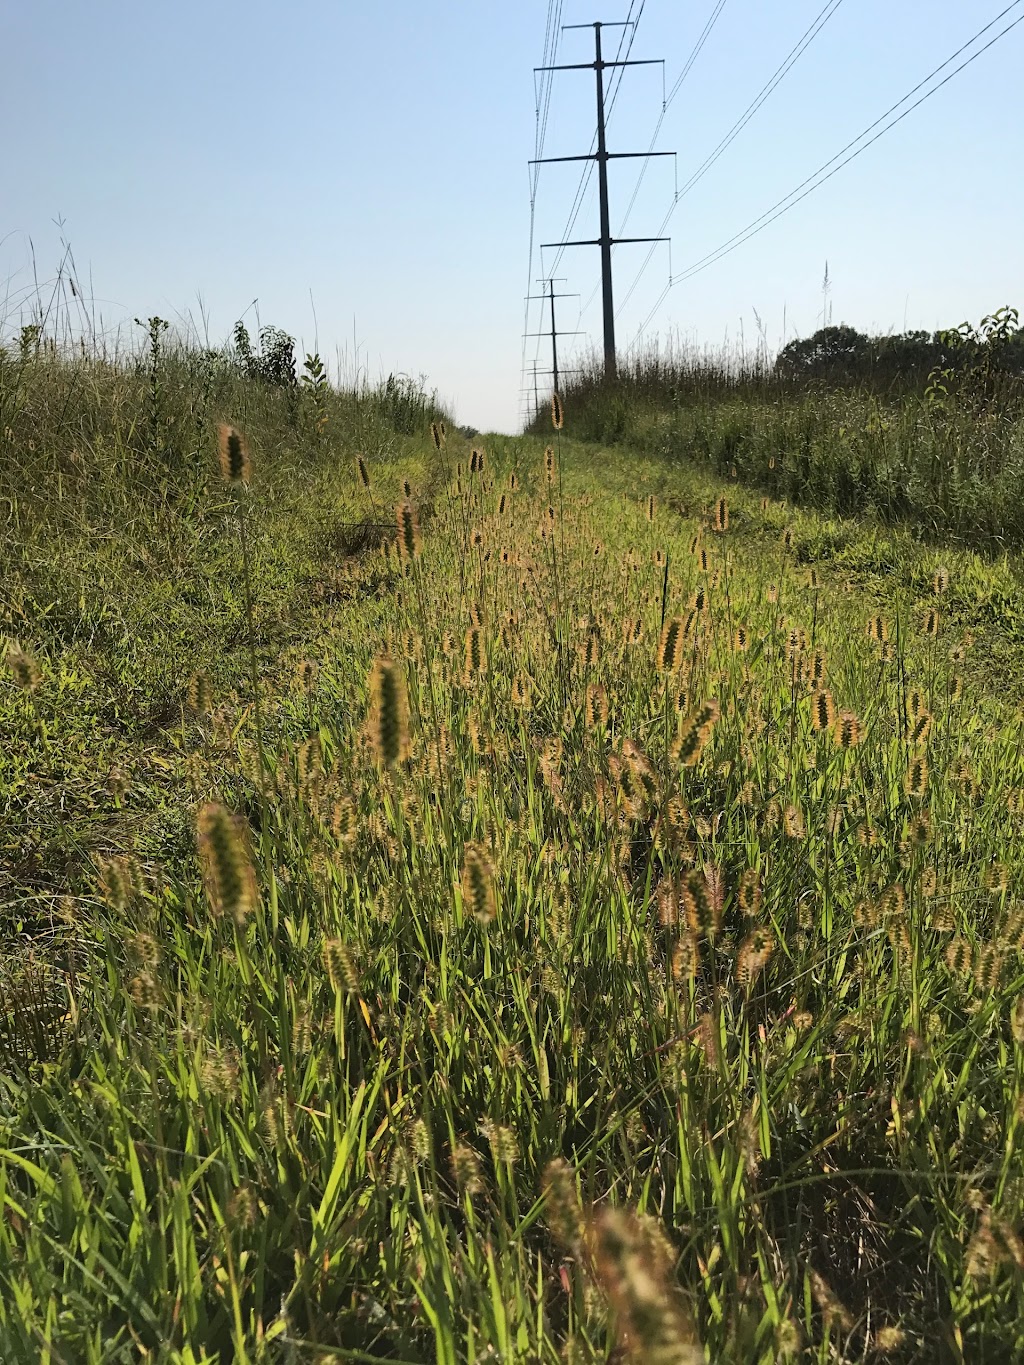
top-left (535, 0), bottom-right (565, 169)
top-left (665, 0), bottom-right (728, 107)
top-left (537, 18), bottom-right (559, 159)
top-left (614, 0), bottom-right (846, 320)
top-left (521, 3), bottom-right (565, 420)
top-left (527, 3), bottom-right (591, 415)
top-left (536, 1), bottom-right (555, 147)
top-left (596, 0), bottom-right (725, 240)
top-left (632, 1), bottom-right (1024, 344)
top-left (523, 1), bottom-right (574, 418)
top-left (606, 0), bottom-right (646, 118)
top-left (675, 0), bottom-right (845, 203)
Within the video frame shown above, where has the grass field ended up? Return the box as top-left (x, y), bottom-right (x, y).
top-left (3, 342), bottom-right (1024, 1362)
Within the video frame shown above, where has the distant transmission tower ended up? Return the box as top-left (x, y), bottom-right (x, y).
top-left (524, 277), bottom-right (581, 396)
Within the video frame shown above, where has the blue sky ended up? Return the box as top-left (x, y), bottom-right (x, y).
top-left (3, 0), bottom-right (1022, 432)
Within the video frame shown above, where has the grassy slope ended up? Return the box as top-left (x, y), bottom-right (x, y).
top-left (2, 422), bottom-right (1024, 1362)
top-left (1, 399), bottom-right (439, 912)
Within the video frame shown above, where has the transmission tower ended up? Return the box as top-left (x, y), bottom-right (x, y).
top-left (532, 20), bottom-right (674, 378)
top-left (524, 277), bottom-right (581, 397)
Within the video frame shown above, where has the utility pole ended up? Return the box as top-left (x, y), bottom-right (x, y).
top-left (532, 20), bottom-right (674, 380)
top-left (524, 277), bottom-right (581, 398)
top-left (593, 21), bottom-right (615, 375)
top-left (521, 358), bottom-right (585, 427)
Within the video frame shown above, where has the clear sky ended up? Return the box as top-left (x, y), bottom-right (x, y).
top-left (3, 1), bottom-right (1022, 433)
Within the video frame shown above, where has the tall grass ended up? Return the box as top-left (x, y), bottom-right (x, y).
top-left (537, 337), bottom-right (1024, 549)
top-left (0, 320), bottom-right (449, 906)
top-left (3, 358), bottom-right (1024, 1360)
top-left (0, 325), bottom-right (446, 533)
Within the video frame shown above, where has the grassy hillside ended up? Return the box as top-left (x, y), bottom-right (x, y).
top-left (1, 336), bottom-right (447, 903)
top-left (3, 354), bottom-right (1024, 1362)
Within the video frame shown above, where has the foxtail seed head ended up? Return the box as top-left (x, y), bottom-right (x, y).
top-left (945, 936), bottom-right (972, 976)
top-left (331, 795), bottom-right (359, 846)
top-left (323, 938), bottom-right (361, 993)
top-left (98, 855), bottom-right (144, 912)
top-left (985, 862), bottom-right (1008, 895)
top-left (783, 804), bottom-right (806, 839)
top-left (197, 802), bottom-right (257, 924)
top-left (810, 689), bottom-right (836, 732)
top-left (463, 626), bottom-right (484, 686)
top-left (737, 927), bottom-right (775, 989)
top-left (908, 711), bottom-right (932, 747)
top-left (187, 670), bottom-right (214, 714)
top-left (511, 673), bottom-right (533, 709)
top-left (542, 1158), bottom-right (585, 1252)
top-left (452, 1143), bottom-right (484, 1197)
top-left (396, 501), bottom-right (421, 561)
top-left (586, 682), bottom-right (609, 728)
top-left (657, 618), bottom-right (685, 673)
top-left (356, 454), bottom-right (372, 489)
top-left (738, 868), bottom-right (762, 917)
top-left (461, 842), bottom-right (497, 924)
top-left (217, 423), bottom-right (251, 484)
top-left (365, 656), bottom-right (411, 767)
top-left (588, 1206), bottom-right (703, 1365)
top-left (834, 710), bottom-right (862, 749)
top-left (672, 932), bottom-right (700, 982)
top-left (6, 642), bottom-right (42, 691)
top-left (551, 391), bottom-right (564, 430)
top-left (683, 869), bottom-right (721, 939)
top-left (672, 700), bottom-right (719, 768)
top-left (977, 944), bottom-right (1005, 993)
top-left (905, 754), bottom-right (929, 799)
